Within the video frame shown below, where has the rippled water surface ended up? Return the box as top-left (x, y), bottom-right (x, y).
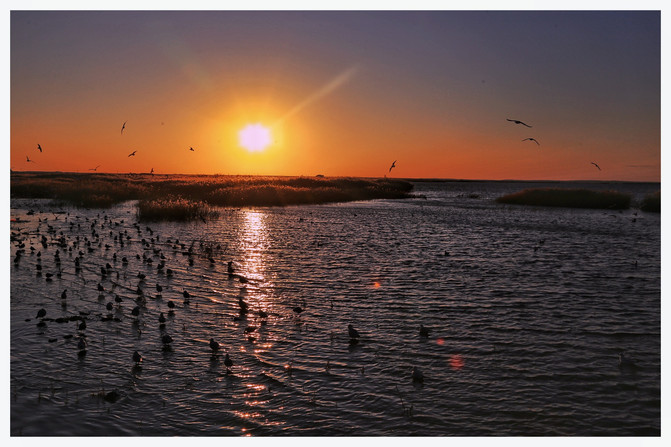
top-left (10, 181), bottom-right (661, 436)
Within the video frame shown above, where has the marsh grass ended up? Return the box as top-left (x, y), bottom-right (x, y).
top-left (640, 191), bottom-right (660, 213)
top-left (496, 188), bottom-right (631, 210)
top-left (11, 172), bottom-right (414, 219)
top-left (137, 197), bottom-right (218, 222)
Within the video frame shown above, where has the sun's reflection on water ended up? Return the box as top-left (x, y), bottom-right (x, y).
top-left (239, 209), bottom-right (269, 283)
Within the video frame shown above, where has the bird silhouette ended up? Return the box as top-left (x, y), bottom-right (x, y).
top-left (419, 324), bottom-right (431, 338)
top-left (89, 165), bottom-right (101, 171)
top-left (389, 160), bottom-right (397, 173)
top-left (128, 151), bottom-right (137, 157)
top-left (133, 351), bottom-right (143, 364)
top-left (224, 353), bottom-right (233, 372)
top-left (348, 324), bottom-right (360, 340)
top-left (37, 144), bottom-right (42, 153)
top-left (121, 121), bottom-right (127, 134)
top-left (189, 147), bottom-right (195, 152)
top-left (507, 118), bottom-right (532, 127)
top-left (522, 138), bottom-right (540, 146)
top-left (209, 338), bottom-right (220, 352)
top-left (591, 162), bottom-right (601, 171)
top-left (150, 167), bottom-right (154, 175)
top-left (26, 156), bottom-right (35, 163)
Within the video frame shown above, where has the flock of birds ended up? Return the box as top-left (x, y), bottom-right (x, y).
top-left (506, 118), bottom-right (602, 171)
top-left (25, 120), bottom-right (200, 174)
top-left (383, 118), bottom-right (603, 178)
top-left (12, 206), bottom-right (438, 407)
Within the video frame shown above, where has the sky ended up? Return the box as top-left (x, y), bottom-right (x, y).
top-left (9, 7), bottom-right (662, 181)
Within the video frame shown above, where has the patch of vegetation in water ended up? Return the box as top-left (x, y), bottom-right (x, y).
top-left (640, 191), bottom-right (660, 213)
top-left (496, 188), bottom-right (631, 210)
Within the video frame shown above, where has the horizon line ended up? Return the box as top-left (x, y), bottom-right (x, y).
top-left (8, 170), bottom-right (661, 184)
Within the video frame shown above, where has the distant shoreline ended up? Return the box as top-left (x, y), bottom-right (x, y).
top-left (9, 170), bottom-right (660, 186)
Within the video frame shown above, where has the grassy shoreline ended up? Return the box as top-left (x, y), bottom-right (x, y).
top-left (10, 172), bottom-right (414, 220)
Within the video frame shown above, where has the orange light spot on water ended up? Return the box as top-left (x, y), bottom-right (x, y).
top-left (436, 338), bottom-right (445, 346)
top-left (449, 354), bottom-right (465, 370)
top-left (373, 282), bottom-right (381, 289)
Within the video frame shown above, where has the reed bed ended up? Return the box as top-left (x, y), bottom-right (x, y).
top-left (640, 191), bottom-right (660, 213)
top-left (137, 197), bottom-right (218, 222)
top-left (11, 172), bottom-right (414, 219)
top-left (496, 188), bottom-right (631, 210)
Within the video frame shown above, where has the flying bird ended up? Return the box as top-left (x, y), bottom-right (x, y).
top-left (128, 151), bottom-right (137, 157)
top-left (522, 138), bottom-right (540, 146)
top-left (121, 121), bottom-right (127, 134)
top-left (89, 165), bottom-right (101, 171)
top-left (37, 144), bottom-right (43, 152)
top-left (26, 156), bottom-right (35, 163)
top-left (189, 147), bottom-right (195, 152)
top-left (389, 160), bottom-right (397, 173)
top-left (591, 162), bottom-right (601, 171)
top-left (507, 119), bottom-right (532, 128)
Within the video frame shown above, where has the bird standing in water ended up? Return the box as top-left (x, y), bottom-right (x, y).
top-left (224, 353), bottom-right (233, 373)
top-left (348, 324), bottom-right (360, 340)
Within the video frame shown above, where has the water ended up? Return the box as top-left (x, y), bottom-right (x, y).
top-left (10, 181), bottom-right (661, 436)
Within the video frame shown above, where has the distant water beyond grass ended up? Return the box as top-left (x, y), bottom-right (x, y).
top-left (496, 188), bottom-right (632, 210)
top-left (10, 172), bottom-right (414, 220)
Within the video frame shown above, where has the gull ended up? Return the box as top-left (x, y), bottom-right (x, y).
top-left (389, 160), bottom-right (397, 173)
top-left (158, 312), bottom-right (166, 324)
top-left (133, 351), bottom-right (143, 364)
top-left (121, 121), bottom-right (127, 134)
top-left (36, 308), bottom-right (46, 319)
top-left (37, 144), bottom-right (43, 152)
top-left (419, 324), bottom-right (431, 338)
top-left (591, 162), bottom-right (601, 171)
top-left (522, 138), bottom-right (540, 146)
top-left (348, 324), bottom-right (360, 340)
top-left (150, 167), bottom-right (154, 175)
top-left (128, 151), bottom-right (137, 157)
top-left (26, 156), bottom-right (35, 163)
top-left (189, 147), bottom-right (195, 152)
top-left (89, 165), bottom-right (101, 171)
top-left (507, 118), bottom-right (532, 128)
top-left (209, 338), bottom-right (220, 352)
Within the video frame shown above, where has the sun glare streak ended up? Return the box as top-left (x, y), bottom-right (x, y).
top-left (275, 66), bottom-right (359, 124)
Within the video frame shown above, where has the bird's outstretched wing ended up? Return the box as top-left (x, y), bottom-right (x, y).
top-left (591, 162), bottom-right (601, 171)
top-left (507, 118), bottom-right (532, 128)
top-left (522, 138), bottom-right (540, 146)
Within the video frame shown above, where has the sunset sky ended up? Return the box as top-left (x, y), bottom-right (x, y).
top-left (9, 8), bottom-right (661, 181)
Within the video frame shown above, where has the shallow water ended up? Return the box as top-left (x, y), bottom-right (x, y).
top-left (10, 181), bottom-right (660, 436)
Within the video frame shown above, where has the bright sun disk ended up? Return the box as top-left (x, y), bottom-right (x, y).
top-left (239, 123), bottom-right (272, 152)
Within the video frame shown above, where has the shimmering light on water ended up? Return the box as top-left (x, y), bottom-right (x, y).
top-left (10, 180), bottom-right (660, 436)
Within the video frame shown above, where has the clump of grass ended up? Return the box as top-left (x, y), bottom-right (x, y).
top-left (640, 191), bottom-right (660, 212)
top-left (137, 197), bottom-right (218, 222)
top-left (496, 188), bottom-right (631, 210)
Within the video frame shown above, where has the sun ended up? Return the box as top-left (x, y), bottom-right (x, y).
top-left (239, 123), bottom-right (272, 152)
